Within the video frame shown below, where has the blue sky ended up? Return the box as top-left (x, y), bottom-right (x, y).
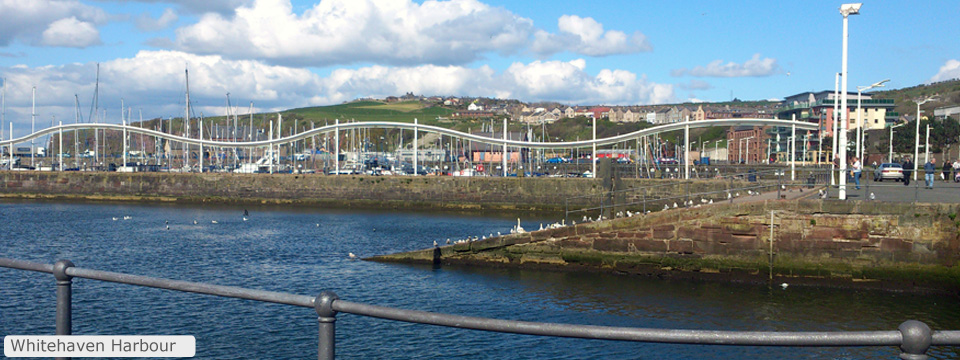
top-left (0, 0), bottom-right (958, 135)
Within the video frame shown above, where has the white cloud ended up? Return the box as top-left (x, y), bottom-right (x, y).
top-left (532, 15), bottom-right (651, 57)
top-left (90, 0), bottom-right (251, 15)
top-left (498, 59), bottom-right (673, 105)
top-left (929, 59), bottom-right (960, 83)
top-left (0, 0), bottom-right (107, 47)
top-left (672, 54), bottom-right (780, 78)
top-left (136, 8), bottom-right (179, 32)
top-left (173, 0), bottom-right (535, 67)
top-left (0, 53), bottom-right (673, 135)
top-left (679, 79), bottom-right (712, 90)
top-left (41, 17), bottom-right (102, 48)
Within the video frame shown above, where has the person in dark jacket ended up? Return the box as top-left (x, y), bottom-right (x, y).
top-left (924, 157), bottom-right (937, 189)
top-left (902, 157), bottom-right (913, 186)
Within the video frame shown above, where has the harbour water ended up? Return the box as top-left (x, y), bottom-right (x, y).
top-left (0, 200), bottom-right (958, 359)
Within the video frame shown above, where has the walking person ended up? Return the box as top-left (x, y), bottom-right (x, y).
top-left (852, 156), bottom-right (862, 190)
top-left (924, 157), bottom-right (937, 189)
top-left (902, 157), bottom-right (913, 186)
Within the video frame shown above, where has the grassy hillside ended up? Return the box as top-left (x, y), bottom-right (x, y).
top-left (282, 100), bottom-right (454, 124)
top-left (873, 79), bottom-right (960, 115)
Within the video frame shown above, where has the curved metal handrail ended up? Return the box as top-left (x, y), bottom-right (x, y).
top-left (0, 118), bottom-right (816, 150)
top-left (0, 257), bottom-right (956, 359)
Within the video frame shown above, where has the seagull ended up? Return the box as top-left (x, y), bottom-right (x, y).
top-left (735, 192), bottom-right (740, 197)
top-left (112, 217), bottom-right (118, 221)
top-left (123, 216), bottom-right (131, 220)
top-left (781, 283), bottom-right (789, 290)
top-left (446, 239), bottom-right (451, 244)
top-left (672, 202), bottom-right (678, 208)
top-left (165, 220), bottom-right (169, 224)
top-left (433, 240), bottom-right (438, 247)
top-left (869, 192), bottom-right (875, 200)
top-left (211, 220), bottom-right (218, 224)
top-left (726, 192), bottom-right (732, 199)
top-left (193, 220), bottom-right (198, 225)
top-left (242, 217), bottom-right (248, 222)
top-left (165, 225), bottom-right (169, 230)
top-left (316, 223), bottom-right (320, 227)
top-left (819, 189), bottom-right (827, 199)
top-left (664, 204), bottom-right (670, 211)
top-left (708, 199), bottom-right (713, 204)
top-left (348, 253), bottom-right (357, 259)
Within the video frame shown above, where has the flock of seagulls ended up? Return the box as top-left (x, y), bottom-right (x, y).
top-left (120, 209), bottom-right (253, 231)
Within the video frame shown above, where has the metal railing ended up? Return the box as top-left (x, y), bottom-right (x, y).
top-left (2, 258), bottom-right (958, 359)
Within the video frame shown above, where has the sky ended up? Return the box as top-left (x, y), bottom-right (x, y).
top-left (0, 0), bottom-right (958, 136)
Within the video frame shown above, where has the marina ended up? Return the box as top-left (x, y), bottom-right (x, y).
top-left (1, 201), bottom-right (959, 358)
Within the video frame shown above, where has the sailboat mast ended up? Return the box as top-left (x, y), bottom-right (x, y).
top-left (31, 86), bottom-right (36, 168)
top-left (184, 67), bottom-right (190, 172)
top-left (74, 95), bottom-right (80, 168)
top-left (1, 78), bottom-right (5, 149)
top-left (92, 64), bottom-right (100, 167)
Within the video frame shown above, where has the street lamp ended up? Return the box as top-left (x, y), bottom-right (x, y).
top-left (741, 136), bottom-right (754, 164)
top-left (888, 123), bottom-right (903, 162)
top-left (714, 139), bottom-right (722, 163)
top-left (914, 96), bottom-right (937, 180)
top-left (856, 79), bottom-right (889, 160)
top-left (838, 2), bottom-right (861, 200)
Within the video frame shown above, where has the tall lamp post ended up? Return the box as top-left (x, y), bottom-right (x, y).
top-left (856, 79), bottom-right (889, 160)
top-left (888, 123), bottom-right (903, 162)
top-left (743, 136), bottom-right (753, 164)
top-left (914, 96), bottom-right (937, 180)
top-left (831, 72), bottom-right (841, 185)
top-left (838, 3), bottom-right (861, 200)
top-left (714, 140), bottom-right (722, 164)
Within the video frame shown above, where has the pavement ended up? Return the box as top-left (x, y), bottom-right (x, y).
top-left (818, 174), bottom-right (960, 203)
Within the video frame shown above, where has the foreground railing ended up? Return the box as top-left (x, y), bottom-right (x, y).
top-left (2, 258), bottom-right (959, 360)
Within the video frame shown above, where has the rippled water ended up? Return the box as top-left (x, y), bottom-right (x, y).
top-left (1, 200), bottom-right (958, 359)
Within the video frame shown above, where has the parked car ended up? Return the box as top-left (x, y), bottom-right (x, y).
top-left (873, 163), bottom-right (903, 181)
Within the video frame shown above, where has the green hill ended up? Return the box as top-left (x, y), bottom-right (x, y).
top-left (281, 100), bottom-right (454, 125)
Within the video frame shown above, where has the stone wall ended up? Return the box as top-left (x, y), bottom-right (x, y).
top-left (373, 200), bottom-right (960, 293)
top-left (0, 171), bottom-right (758, 212)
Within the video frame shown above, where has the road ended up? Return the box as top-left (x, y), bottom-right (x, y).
top-left (818, 172), bottom-right (960, 203)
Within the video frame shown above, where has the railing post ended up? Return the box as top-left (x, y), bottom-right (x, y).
top-left (315, 291), bottom-right (339, 360)
top-left (777, 170), bottom-right (782, 199)
top-left (54, 260), bottom-right (74, 336)
top-left (899, 320), bottom-right (932, 360)
top-left (53, 259), bottom-right (74, 360)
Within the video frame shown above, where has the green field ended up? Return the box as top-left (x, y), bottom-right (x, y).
top-left (282, 101), bottom-right (454, 124)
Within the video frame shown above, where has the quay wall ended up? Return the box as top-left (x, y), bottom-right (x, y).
top-left (372, 200), bottom-right (960, 293)
top-left (0, 171), bottom-right (755, 212)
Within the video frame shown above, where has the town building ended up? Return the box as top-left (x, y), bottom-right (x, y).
top-left (726, 126), bottom-right (771, 164)
top-left (934, 105), bottom-right (960, 120)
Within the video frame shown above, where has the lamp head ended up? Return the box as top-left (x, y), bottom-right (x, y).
top-left (918, 96), bottom-right (938, 106)
top-left (840, 3), bottom-right (862, 16)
